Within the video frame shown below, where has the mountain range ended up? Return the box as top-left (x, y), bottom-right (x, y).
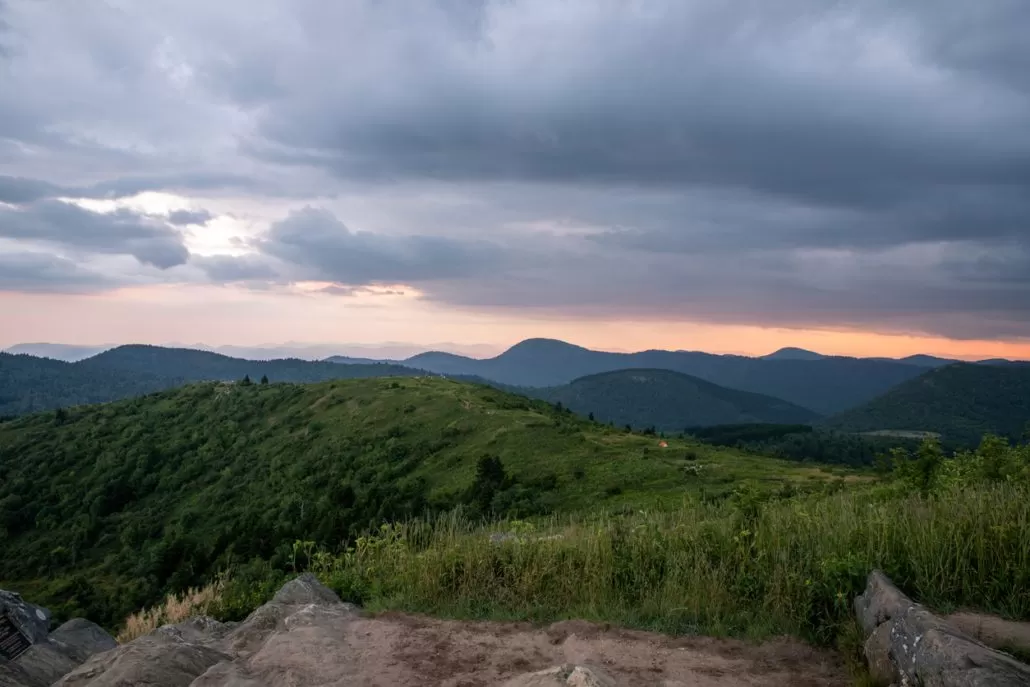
top-left (338, 339), bottom-right (931, 415)
top-left (528, 369), bottom-right (819, 431)
top-left (2, 341), bottom-right (502, 362)
top-left (3, 338), bottom-right (1029, 444)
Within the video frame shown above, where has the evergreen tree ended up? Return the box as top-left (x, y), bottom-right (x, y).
top-left (468, 454), bottom-right (507, 515)
top-left (260, 375), bottom-right (269, 385)
top-left (241, 374), bottom-right (252, 386)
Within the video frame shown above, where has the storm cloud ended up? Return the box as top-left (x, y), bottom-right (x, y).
top-left (0, 199), bottom-right (190, 269)
top-left (1, 0), bottom-right (1029, 340)
top-left (256, 206), bottom-right (513, 284)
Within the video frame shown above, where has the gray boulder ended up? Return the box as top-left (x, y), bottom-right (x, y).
top-left (854, 570), bottom-right (1030, 687)
top-left (49, 619), bottom-right (118, 664)
top-left (54, 630), bottom-right (230, 687)
top-left (269, 573), bottom-right (342, 606)
top-left (0, 590), bottom-right (50, 645)
top-left (54, 574), bottom-right (358, 687)
top-left (0, 591), bottom-right (116, 687)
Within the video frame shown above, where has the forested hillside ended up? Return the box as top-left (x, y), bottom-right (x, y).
top-left (0, 352), bottom-right (177, 416)
top-left (531, 369), bottom-right (819, 430)
top-left (0, 377), bottom-right (850, 627)
top-left (0, 346), bottom-right (424, 416)
top-left (825, 363), bottom-right (1030, 445)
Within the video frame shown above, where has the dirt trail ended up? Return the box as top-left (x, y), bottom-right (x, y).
top-left (343, 613), bottom-right (849, 686)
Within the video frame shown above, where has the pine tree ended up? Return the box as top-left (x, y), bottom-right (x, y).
top-left (260, 375), bottom-right (269, 385)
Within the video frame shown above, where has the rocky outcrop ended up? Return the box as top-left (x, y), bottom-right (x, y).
top-left (52, 573), bottom-right (623, 687)
top-left (0, 590), bottom-right (116, 687)
top-left (854, 570), bottom-right (1030, 687)
top-left (499, 663), bottom-right (616, 686)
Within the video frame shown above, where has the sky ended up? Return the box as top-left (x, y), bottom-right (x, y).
top-left (2, 0), bottom-right (1030, 360)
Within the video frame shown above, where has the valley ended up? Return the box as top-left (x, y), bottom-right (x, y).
top-left (2, 340), bottom-right (1029, 686)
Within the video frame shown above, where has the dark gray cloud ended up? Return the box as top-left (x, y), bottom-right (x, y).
top-left (2, 0), bottom-right (1030, 341)
top-left (242, 2), bottom-right (1030, 207)
top-left (0, 176), bottom-right (64, 204)
top-left (167, 208), bottom-right (213, 226)
top-left (0, 251), bottom-right (111, 293)
top-left (0, 199), bottom-right (189, 269)
top-left (256, 206), bottom-right (512, 284)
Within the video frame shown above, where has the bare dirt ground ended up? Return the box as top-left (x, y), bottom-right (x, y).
top-left (342, 612), bottom-right (850, 686)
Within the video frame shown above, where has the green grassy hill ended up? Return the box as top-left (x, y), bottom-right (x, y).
top-left (824, 363), bottom-right (1030, 445)
top-left (532, 368), bottom-right (820, 431)
top-left (0, 376), bottom-right (855, 627)
top-left (0, 345), bottom-right (424, 416)
top-left (0, 352), bottom-right (178, 416)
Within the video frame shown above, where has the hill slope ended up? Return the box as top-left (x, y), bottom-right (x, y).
top-left (532, 369), bottom-right (820, 430)
top-left (0, 352), bottom-right (178, 416)
top-left (0, 377), bottom-right (855, 627)
top-left (824, 363), bottom-right (1030, 445)
top-left (0, 346), bottom-right (425, 415)
top-left (79, 345), bottom-right (421, 383)
top-left (399, 338), bottom-right (926, 414)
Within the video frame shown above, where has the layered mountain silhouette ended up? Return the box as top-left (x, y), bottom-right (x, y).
top-left (333, 338), bottom-right (928, 415)
top-left (5, 340), bottom-right (1029, 437)
top-left (531, 369), bottom-right (820, 431)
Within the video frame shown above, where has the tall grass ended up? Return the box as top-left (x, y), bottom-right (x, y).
top-left (305, 482), bottom-right (1030, 645)
top-left (118, 575), bottom-right (226, 642)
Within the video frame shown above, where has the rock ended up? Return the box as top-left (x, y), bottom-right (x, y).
top-left (159, 617), bottom-right (234, 647)
top-left (853, 569), bottom-right (911, 637)
top-left (53, 631), bottom-right (230, 687)
top-left (499, 663), bottom-right (617, 687)
top-left (947, 611), bottom-right (1030, 656)
top-left (269, 573), bottom-right (341, 606)
top-left (862, 622), bottom-right (895, 687)
top-left (190, 604), bottom-right (360, 686)
top-left (49, 619), bottom-right (118, 664)
top-left (0, 590), bottom-right (51, 644)
top-left (50, 574), bottom-right (361, 687)
top-left (6, 643), bottom-right (79, 687)
top-left (566, 666), bottom-right (617, 687)
top-left (854, 569), bottom-right (1030, 687)
top-left (1, 590), bottom-right (115, 687)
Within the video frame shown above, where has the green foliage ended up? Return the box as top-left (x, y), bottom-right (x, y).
top-left (531, 369), bottom-right (819, 432)
top-left (826, 363), bottom-right (1030, 446)
top-left (688, 424), bottom-right (924, 467)
top-left (0, 352), bottom-right (178, 416)
top-left (270, 478), bottom-right (1030, 651)
top-left (0, 377), bottom-right (843, 628)
top-left (887, 435), bottom-right (1030, 492)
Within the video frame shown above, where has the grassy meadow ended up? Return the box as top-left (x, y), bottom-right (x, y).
top-left (1, 373), bottom-right (1028, 685)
